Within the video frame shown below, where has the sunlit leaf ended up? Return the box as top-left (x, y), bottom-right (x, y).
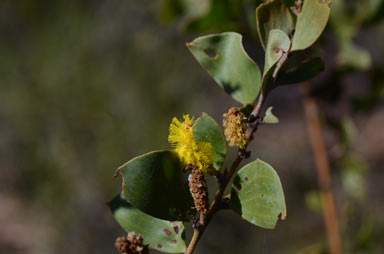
top-left (231, 159), bottom-right (286, 229)
top-left (193, 113), bottom-right (227, 171)
top-left (117, 150), bottom-right (195, 221)
top-left (109, 195), bottom-right (186, 253)
top-left (187, 32), bottom-right (262, 104)
top-left (291, 0), bottom-right (331, 51)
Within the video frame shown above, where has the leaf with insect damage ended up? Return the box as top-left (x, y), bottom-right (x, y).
top-left (109, 194), bottom-right (186, 253)
top-left (187, 32), bottom-right (262, 105)
top-left (231, 159), bottom-right (286, 229)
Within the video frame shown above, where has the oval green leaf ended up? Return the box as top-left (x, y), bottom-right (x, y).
top-left (117, 150), bottom-right (195, 221)
top-left (261, 29), bottom-right (291, 95)
top-left (291, 0), bottom-right (331, 51)
top-left (231, 159), bottom-right (286, 229)
top-left (193, 113), bottom-right (227, 171)
top-left (264, 29), bottom-right (291, 76)
top-left (256, 0), bottom-right (294, 49)
top-left (187, 32), bottom-right (262, 105)
top-left (109, 195), bottom-right (186, 253)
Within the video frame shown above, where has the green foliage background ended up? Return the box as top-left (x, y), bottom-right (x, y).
top-left (0, 0), bottom-right (383, 253)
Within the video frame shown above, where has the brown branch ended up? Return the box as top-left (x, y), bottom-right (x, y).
top-left (185, 95), bottom-right (264, 254)
top-left (301, 83), bottom-right (343, 254)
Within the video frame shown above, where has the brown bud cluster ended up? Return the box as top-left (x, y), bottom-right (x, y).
top-left (187, 164), bottom-right (209, 215)
top-left (223, 107), bottom-right (247, 149)
top-left (115, 232), bottom-right (149, 254)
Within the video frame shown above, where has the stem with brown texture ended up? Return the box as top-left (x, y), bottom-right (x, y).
top-left (301, 83), bottom-right (343, 254)
top-left (185, 95), bottom-right (264, 254)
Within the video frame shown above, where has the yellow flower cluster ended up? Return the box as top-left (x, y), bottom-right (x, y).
top-left (168, 115), bottom-right (214, 171)
top-left (223, 107), bottom-right (247, 149)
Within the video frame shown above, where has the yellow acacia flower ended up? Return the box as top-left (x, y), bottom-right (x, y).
top-left (168, 115), bottom-right (214, 171)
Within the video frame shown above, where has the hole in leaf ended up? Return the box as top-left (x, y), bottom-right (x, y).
top-left (173, 225), bottom-right (179, 234)
top-left (204, 48), bottom-right (217, 58)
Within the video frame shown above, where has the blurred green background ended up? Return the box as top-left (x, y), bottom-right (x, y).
top-left (0, 0), bottom-right (383, 253)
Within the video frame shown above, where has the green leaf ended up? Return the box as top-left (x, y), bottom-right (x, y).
top-left (339, 42), bottom-right (371, 70)
top-left (264, 29), bottom-right (291, 76)
top-left (193, 113), bottom-right (227, 171)
top-left (159, 0), bottom-right (211, 24)
top-left (185, 0), bottom-right (242, 33)
top-left (291, 0), bottom-right (331, 51)
top-left (231, 159), bottom-right (286, 229)
top-left (109, 195), bottom-right (186, 253)
top-left (260, 29), bottom-right (290, 95)
top-left (117, 150), bottom-right (195, 221)
top-left (263, 107), bottom-right (279, 124)
top-left (276, 57), bottom-right (325, 85)
top-left (256, 0), bottom-right (294, 49)
top-left (187, 32), bottom-right (262, 105)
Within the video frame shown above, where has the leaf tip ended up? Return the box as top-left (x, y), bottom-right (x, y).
top-left (279, 211), bottom-right (287, 221)
top-left (114, 167), bottom-right (122, 178)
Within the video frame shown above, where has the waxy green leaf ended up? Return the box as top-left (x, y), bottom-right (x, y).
top-left (291, 0), bottom-right (331, 51)
top-left (109, 195), bottom-right (186, 253)
top-left (256, 0), bottom-right (294, 49)
top-left (264, 29), bottom-right (291, 76)
top-left (231, 159), bottom-right (286, 229)
top-left (264, 107), bottom-right (279, 124)
top-left (117, 150), bottom-right (195, 221)
top-left (187, 32), bottom-right (261, 105)
top-left (193, 113), bottom-right (227, 171)
top-left (261, 29), bottom-right (291, 96)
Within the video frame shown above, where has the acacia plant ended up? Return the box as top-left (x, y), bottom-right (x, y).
top-left (110, 0), bottom-right (332, 253)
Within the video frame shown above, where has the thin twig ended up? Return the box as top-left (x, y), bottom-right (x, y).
top-left (185, 95), bottom-right (264, 254)
top-left (301, 82), bottom-right (343, 254)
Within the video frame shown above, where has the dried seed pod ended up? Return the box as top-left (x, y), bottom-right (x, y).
top-left (188, 165), bottom-right (209, 215)
top-left (115, 232), bottom-right (149, 254)
top-left (223, 107), bottom-right (247, 149)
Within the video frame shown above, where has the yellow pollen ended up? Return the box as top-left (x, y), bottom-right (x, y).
top-left (168, 115), bottom-right (214, 171)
